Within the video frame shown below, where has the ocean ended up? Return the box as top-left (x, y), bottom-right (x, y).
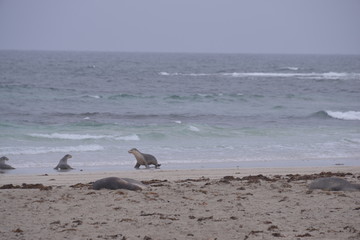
top-left (1, 51), bottom-right (359, 174)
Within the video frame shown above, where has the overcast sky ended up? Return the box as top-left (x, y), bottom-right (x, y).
top-left (0, 0), bottom-right (359, 54)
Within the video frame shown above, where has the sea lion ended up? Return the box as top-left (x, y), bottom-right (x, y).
top-left (0, 156), bottom-right (15, 170)
top-left (309, 177), bottom-right (360, 191)
top-left (54, 154), bottom-right (73, 170)
top-left (92, 177), bottom-right (145, 191)
top-left (128, 148), bottom-right (161, 169)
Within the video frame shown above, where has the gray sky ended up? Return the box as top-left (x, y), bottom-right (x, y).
top-left (0, 0), bottom-right (359, 54)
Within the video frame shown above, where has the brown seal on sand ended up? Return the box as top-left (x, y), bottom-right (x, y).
top-left (309, 177), bottom-right (360, 191)
top-left (54, 154), bottom-right (73, 170)
top-left (128, 148), bottom-right (161, 169)
top-left (0, 156), bottom-right (15, 170)
top-left (92, 177), bottom-right (145, 191)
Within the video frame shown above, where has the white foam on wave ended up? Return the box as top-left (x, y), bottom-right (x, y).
top-left (284, 67), bottom-right (299, 71)
top-left (115, 134), bottom-right (140, 141)
top-left (87, 95), bottom-right (101, 99)
top-left (159, 71), bottom-right (171, 76)
top-left (326, 111), bottom-right (360, 121)
top-left (159, 72), bottom-right (209, 76)
top-left (225, 72), bottom-right (337, 78)
top-left (189, 125), bottom-right (200, 132)
top-left (29, 133), bottom-right (140, 141)
top-left (160, 71), bottom-right (360, 80)
top-left (0, 145), bottom-right (104, 155)
top-left (29, 133), bottom-right (105, 140)
top-left (82, 95), bottom-right (102, 99)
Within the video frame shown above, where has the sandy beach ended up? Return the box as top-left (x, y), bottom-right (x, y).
top-left (1, 166), bottom-right (360, 240)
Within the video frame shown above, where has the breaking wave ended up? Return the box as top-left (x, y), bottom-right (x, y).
top-left (326, 111), bottom-right (360, 121)
top-left (311, 110), bottom-right (360, 121)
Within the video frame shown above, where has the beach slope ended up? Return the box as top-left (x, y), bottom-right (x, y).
top-left (1, 166), bottom-right (360, 240)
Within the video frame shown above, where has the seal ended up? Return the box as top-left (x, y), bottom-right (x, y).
top-left (128, 148), bottom-right (161, 169)
top-left (0, 156), bottom-right (15, 170)
top-left (309, 177), bottom-right (360, 191)
top-left (54, 154), bottom-right (73, 170)
top-left (92, 177), bottom-right (145, 191)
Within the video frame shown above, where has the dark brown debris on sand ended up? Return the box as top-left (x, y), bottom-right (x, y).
top-left (175, 177), bottom-right (210, 183)
top-left (217, 172), bottom-right (354, 184)
top-left (69, 183), bottom-right (92, 189)
top-left (285, 172), bottom-right (353, 182)
top-left (0, 183), bottom-right (52, 190)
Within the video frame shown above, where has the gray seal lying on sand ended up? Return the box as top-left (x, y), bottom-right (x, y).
top-left (54, 154), bottom-right (73, 170)
top-left (309, 177), bottom-right (360, 191)
top-left (128, 148), bottom-right (161, 169)
top-left (0, 156), bottom-right (15, 170)
top-left (92, 177), bottom-right (145, 191)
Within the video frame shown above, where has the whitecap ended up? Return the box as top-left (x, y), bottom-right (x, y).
top-left (280, 67), bottom-right (299, 71)
top-left (115, 134), bottom-right (140, 141)
top-left (90, 95), bottom-right (101, 99)
top-left (286, 67), bottom-right (299, 71)
top-left (158, 71), bottom-right (360, 80)
top-left (159, 72), bottom-right (170, 76)
top-left (82, 95), bottom-right (102, 99)
top-left (326, 111), bottom-right (360, 121)
top-left (223, 72), bottom-right (360, 80)
top-left (189, 125), bottom-right (200, 132)
top-left (29, 133), bottom-right (107, 140)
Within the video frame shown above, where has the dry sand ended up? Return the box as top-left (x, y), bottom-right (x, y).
top-left (1, 166), bottom-right (360, 240)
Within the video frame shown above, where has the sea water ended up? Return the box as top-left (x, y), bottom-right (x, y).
top-left (1, 51), bottom-right (359, 174)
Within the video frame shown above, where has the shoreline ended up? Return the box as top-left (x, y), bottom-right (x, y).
top-left (1, 165), bottom-right (359, 186)
top-left (2, 155), bottom-right (359, 176)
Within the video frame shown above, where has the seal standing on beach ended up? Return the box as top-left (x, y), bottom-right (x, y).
top-left (309, 177), bottom-right (360, 191)
top-left (54, 154), bottom-right (73, 170)
top-left (92, 177), bottom-right (145, 191)
top-left (0, 156), bottom-right (15, 170)
top-left (128, 148), bottom-right (161, 169)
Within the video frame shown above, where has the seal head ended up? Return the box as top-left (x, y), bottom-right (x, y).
top-left (54, 154), bottom-right (73, 170)
top-left (128, 148), bottom-right (161, 169)
top-left (0, 156), bottom-right (15, 170)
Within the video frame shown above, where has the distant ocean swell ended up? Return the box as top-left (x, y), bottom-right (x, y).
top-left (81, 93), bottom-right (245, 101)
top-left (54, 110), bottom-right (360, 122)
top-left (9, 109), bottom-right (357, 128)
top-left (159, 71), bottom-right (360, 80)
top-left (28, 133), bottom-right (140, 141)
top-left (0, 145), bottom-right (104, 156)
